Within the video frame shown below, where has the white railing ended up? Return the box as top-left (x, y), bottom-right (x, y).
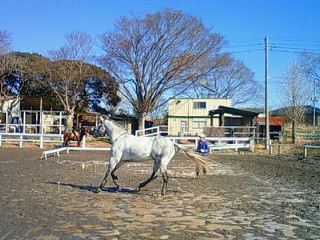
top-left (0, 123), bottom-right (65, 134)
top-left (269, 142), bottom-right (320, 158)
top-left (167, 136), bottom-right (254, 152)
top-left (295, 132), bottom-right (320, 140)
top-left (0, 133), bottom-right (63, 149)
top-left (135, 125), bottom-right (168, 137)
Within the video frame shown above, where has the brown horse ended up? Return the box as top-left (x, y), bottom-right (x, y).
top-left (63, 128), bottom-right (87, 147)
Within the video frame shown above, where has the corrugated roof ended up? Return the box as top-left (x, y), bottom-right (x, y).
top-left (209, 106), bottom-right (259, 117)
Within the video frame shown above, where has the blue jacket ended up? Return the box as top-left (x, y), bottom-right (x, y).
top-left (197, 140), bottom-right (209, 152)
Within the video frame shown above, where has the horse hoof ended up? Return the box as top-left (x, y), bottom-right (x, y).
top-left (134, 187), bottom-right (140, 192)
top-left (94, 187), bottom-right (102, 193)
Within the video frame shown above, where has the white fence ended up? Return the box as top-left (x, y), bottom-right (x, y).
top-left (135, 125), bottom-right (253, 152)
top-left (0, 133), bottom-right (63, 149)
top-left (135, 125), bottom-right (168, 136)
top-left (168, 136), bottom-right (254, 153)
top-left (269, 143), bottom-right (320, 158)
top-left (0, 123), bottom-right (65, 134)
top-left (2, 123), bottom-right (253, 155)
top-left (295, 132), bottom-right (320, 141)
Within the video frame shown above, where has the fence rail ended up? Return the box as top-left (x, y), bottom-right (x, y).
top-left (269, 143), bottom-right (320, 158)
top-left (295, 132), bottom-right (320, 140)
top-left (0, 123), bottom-right (64, 134)
top-left (135, 125), bottom-right (168, 136)
top-left (167, 136), bottom-right (254, 152)
top-left (0, 133), bottom-right (63, 148)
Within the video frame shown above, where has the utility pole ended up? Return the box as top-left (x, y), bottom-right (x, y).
top-left (265, 36), bottom-right (270, 149)
top-left (312, 79), bottom-right (317, 127)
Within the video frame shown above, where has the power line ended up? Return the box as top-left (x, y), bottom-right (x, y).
top-left (271, 45), bottom-right (320, 52)
top-left (227, 43), bottom-right (263, 48)
top-left (271, 49), bottom-right (320, 54)
top-left (228, 48), bottom-right (264, 54)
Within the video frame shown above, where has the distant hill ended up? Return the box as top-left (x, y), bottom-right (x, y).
top-left (271, 105), bottom-right (320, 124)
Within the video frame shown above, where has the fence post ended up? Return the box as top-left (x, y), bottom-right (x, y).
top-left (20, 135), bottom-right (23, 148)
top-left (304, 146), bottom-right (308, 158)
top-left (82, 135), bottom-right (86, 148)
top-left (0, 134), bottom-right (2, 147)
top-left (277, 144), bottom-right (281, 156)
top-left (249, 138), bottom-right (254, 152)
top-left (40, 134), bottom-right (43, 149)
top-left (269, 143), bottom-right (272, 154)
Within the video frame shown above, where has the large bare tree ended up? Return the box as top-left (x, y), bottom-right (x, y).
top-left (279, 61), bottom-right (312, 143)
top-left (184, 57), bottom-right (262, 105)
top-left (47, 31), bottom-right (94, 131)
top-left (100, 9), bottom-right (227, 129)
top-left (46, 31), bottom-right (120, 131)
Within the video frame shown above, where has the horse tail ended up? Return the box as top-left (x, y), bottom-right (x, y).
top-left (173, 143), bottom-right (210, 177)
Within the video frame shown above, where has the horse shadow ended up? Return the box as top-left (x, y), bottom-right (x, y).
top-left (46, 182), bottom-right (136, 194)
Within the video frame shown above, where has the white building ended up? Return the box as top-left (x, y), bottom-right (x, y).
top-left (168, 98), bottom-right (232, 136)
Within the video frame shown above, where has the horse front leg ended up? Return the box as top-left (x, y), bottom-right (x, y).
top-left (110, 162), bottom-right (125, 189)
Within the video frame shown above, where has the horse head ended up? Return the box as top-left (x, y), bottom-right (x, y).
top-left (94, 116), bottom-right (108, 137)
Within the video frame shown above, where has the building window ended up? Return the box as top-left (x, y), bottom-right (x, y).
top-left (193, 102), bottom-right (206, 109)
top-left (193, 120), bottom-right (206, 129)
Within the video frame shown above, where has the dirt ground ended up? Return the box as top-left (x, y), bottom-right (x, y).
top-left (0, 146), bottom-right (319, 240)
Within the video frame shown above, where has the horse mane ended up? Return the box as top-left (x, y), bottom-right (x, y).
top-left (108, 119), bottom-right (129, 134)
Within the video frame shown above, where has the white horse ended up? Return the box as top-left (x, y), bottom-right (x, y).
top-left (95, 116), bottom-right (209, 195)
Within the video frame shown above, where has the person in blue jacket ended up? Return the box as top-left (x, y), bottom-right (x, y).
top-left (197, 133), bottom-right (210, 155)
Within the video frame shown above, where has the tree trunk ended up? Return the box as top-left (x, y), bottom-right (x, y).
top-left (138, 112), bottom-right (146, 132)
top-left (292, 121), bottom-right (296, 144)
top-left (66, 110), bottom-right (74, 133)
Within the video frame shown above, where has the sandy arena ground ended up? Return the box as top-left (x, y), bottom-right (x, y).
top-left (0, 146), bottom-right (319, 239)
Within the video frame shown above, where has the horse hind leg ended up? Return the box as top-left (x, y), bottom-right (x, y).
top-left (160, 166), bottom-right (169, 195)
top-left (135, 161), bottom-right (159, 193)
top-left (96, 157), bottom-right (119, 193)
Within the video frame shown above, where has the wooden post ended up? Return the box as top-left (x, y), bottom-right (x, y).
top-left (277, 144), bottom-right (281, 156)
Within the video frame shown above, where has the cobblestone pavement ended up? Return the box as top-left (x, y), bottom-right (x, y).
top-left (0, 148), bottom-right (319, 239)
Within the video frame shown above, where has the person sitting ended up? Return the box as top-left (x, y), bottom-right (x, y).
top-left (197, 133), bottom-right (210, 155)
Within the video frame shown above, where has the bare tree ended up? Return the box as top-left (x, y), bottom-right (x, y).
top-left (100, 9), bottom-right (226, 129)
top-left (300, 53), bottom-right (320, 82)
top-left (46, 31), bottom-right (120, 131)
top-left (0, 30), bottom-right (11, 54)
top-left (47, 31), bottom-right (94, 131)
top-left (279, 61), bottom-right (312, 143)
top-left (0, 31), bottom-right (26, 122)
top-left (183, 57), bottom-right (262, 105)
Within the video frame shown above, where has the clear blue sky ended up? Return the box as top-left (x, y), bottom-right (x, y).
top-left (1, 0), bottom-right (320, 109)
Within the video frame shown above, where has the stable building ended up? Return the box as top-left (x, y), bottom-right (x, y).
top-left (167, 98), bottom-right (232, 136)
